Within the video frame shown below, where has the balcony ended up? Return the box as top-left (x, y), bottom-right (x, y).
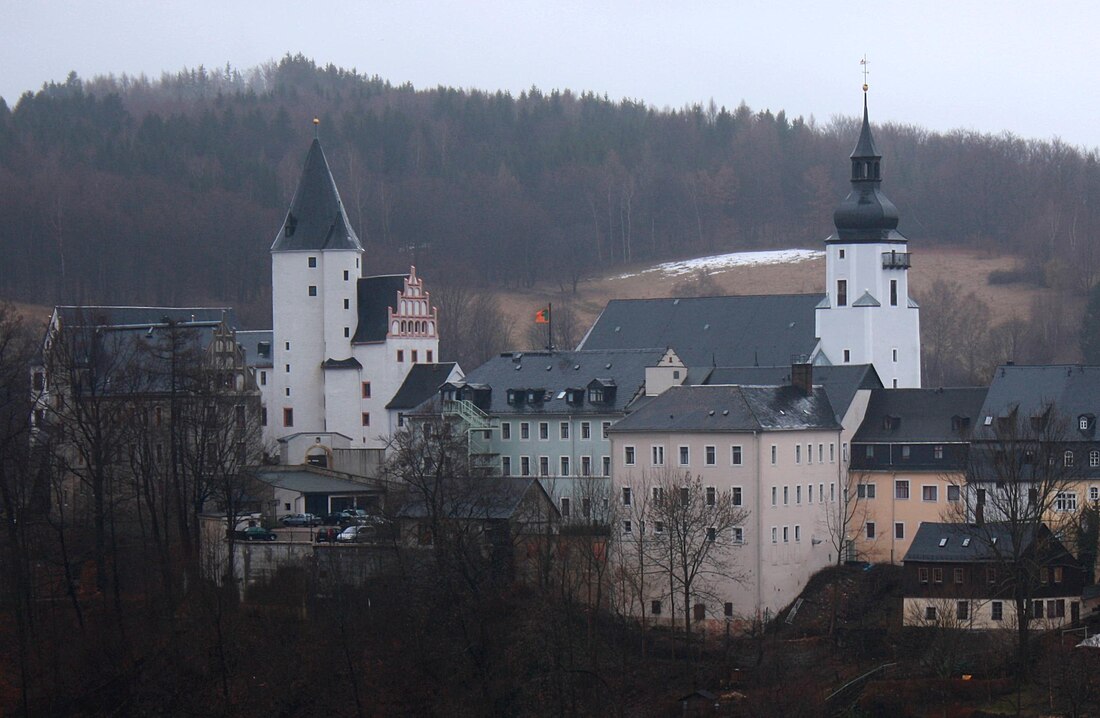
top-left (882, 251), bottom-right (911, 269)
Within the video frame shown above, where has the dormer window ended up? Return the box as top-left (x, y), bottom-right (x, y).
top-left (527, 389), bottom-right (545, 404)
top-left (507, 389), bottom-right (524, 405)
top-left (882, 415), bottom-right (900, 431)
top-left (589, 387), bottom-right (604, 403)
top-left (951, 415), bottom-right (970, 432)
top-left (1080, 415), bottom-right (1094, 432)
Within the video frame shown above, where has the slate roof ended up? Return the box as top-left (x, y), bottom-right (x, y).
top-left (853, 388), bottom-right (988, 443)
top-left (256, 468), bottom-right (378, 495)
top-left (903, 522), bottom-right (1046, 563)
top-left (54, 306), bottom-right (238, 330)
top-left (456, 348), bottom-right (666, 416)
top-left (387, 363), bottom-right (459, 410)
top-left (977, 365), bottom-right (1100, 439)
top-left (270, 139), bottom-right (363, 252)
top-left (610, 384), bottom-right (840, 434)
top-left (236, 330), bottom-right (273, 368)
top-left (702, 364), bottom-right (882, 420)
top-left (322, 357), bottom-right (362, 370)
top-left (576, 294), bottom-right (823, 367)
top-left (396, 477), bottom-right (555, 521)
top-left (353, 274), bottom-right (407, 343)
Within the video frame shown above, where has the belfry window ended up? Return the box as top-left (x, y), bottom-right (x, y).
top-left (837, 280), bottom-right (847, 307)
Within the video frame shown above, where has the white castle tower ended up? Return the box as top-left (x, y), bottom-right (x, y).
top-left (816, 93), bottom-right (921, 388)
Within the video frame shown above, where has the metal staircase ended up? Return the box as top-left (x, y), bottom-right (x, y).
top-left (442, 399), bottom-right (498, 468)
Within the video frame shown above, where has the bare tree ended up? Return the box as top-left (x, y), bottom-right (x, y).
top-left (432, 281), bottom-right (513, 369)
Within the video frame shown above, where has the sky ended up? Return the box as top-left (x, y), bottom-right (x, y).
top-left (3, 1), bottom-right (1100, 149)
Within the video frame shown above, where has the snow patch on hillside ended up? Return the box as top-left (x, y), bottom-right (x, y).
top-left (613, 248), bottom-right (824, 280)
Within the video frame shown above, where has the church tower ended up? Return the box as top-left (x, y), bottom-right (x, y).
top-left (269, 137), bottom-right (364, 436)
top-left (815, 94), bottom-right (921, 388)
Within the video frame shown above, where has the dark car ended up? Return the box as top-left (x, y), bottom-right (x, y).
top-left (281, 513), bottom-right (321, 527)
top-left (237, 526), bottom-right (278, 541)
top-left (322, 512), bottom-right (354, 526)
top-left (315, 527), bottom-right (340, 543)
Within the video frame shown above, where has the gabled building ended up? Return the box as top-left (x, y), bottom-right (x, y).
top-left (609, 378), bottom-right (843, 623)
top-left (849, 387), bottom-right (987, 563)
top-left (901, 521), bottom-right (1085, 628)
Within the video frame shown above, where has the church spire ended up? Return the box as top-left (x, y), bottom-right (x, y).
top-left (830, 93), bottom-right (901, 242)
top-left (270, 137), bottom-right (363, 252)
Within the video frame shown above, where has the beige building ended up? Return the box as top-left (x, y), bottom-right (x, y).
top-left (609, 379), bottom-right (843, 626)
top-left (848, 388), bottom-right (987, 564)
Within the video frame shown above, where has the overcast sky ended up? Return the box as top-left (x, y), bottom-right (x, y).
top-left (3, 1), bottom-right (1099, 149)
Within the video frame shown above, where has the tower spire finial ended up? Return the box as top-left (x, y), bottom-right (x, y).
top-left (313, 117), bottom-right (320, 140)
top-left (860, 55), bottom-right (869, 93)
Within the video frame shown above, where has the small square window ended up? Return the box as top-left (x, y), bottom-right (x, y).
top-left (397, 350), bottom-right (404, 362)
top-left (283, 408), bottom-right (294, 427)
top-left (362, 382), bottom-right (371, 398)
top-left (731, 445), bottom-right (743, 465)
top-left (732, 528), bottom-right (743, 543)
top-left (344, 327), bottom-right (350, 337)
top-left (343, 270), bottom-right (349, 281)
top-left (308, 285), bottom-right (317, 296)
top-left (361, 412), bottom-right (370, 426)
top-left (344, 298), bottom-right (350, 309)
top-left (651, 600), bottom-right (662, 615)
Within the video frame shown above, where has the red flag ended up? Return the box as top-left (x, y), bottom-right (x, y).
top-left (535, 307), bottom-right (550, 324)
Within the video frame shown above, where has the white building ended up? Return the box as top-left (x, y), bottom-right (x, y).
top-left (257, 138), bottom-right (446, 452)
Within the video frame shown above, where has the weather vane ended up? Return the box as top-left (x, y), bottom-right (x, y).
top-left (860, 55), bottom-right (869, 92)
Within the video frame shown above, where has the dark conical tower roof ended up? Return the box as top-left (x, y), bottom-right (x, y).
top-left (270, 138), bottom-right (363, 252)
top-left (830, 95), bottom-right (904, 244)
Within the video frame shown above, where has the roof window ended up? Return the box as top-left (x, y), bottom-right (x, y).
top-left (938, 538), bottom-right (948, 547)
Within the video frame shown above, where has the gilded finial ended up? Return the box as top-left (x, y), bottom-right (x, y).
top-left (313, 117), bottom-right (320, 139)
top-left (860, 55), bottom-right (869, 92)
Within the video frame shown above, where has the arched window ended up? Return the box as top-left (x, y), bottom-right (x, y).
top-left (400, 321), bottom-right (407, 333)
top-left (428, 321), bottom-right (435, 334)
top-left (391, 321), bottom-right (399, 334)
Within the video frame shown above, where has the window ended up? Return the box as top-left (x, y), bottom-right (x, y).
top-left (1054, 566), bottom-right (1064, 584)
top-left (308, 256), bottom-right (317, 268)
top-left (895, 522), bottom-right (904, 540)
top-left (581, 422), bottom-right (591, 439)
top-left (560, 498), bottom-right (570, 518)
top-left (411, 350), bottom-right (418, 362)
top-left (502, 422), bottom-right (511, 440)
top-left (260, 371), bottom-right (267, 386)
top-left (539, 456), bottom-right (549, 476)
top-left (397, 350), bottom-right (404, 362)
top-left (732, 527), bottom-right (744, 543)
top-left (839, 249), bottom-right (845, 258)
top-left (925, 606), bottom-right (937, 621)
top-left (502, 457), bottom-right (511, 476)
top-left (706, 486), bottom-right (716, 506)
top-left (957, 601), bottom-right (969, 620)
top-left (694, 604), bottom-right (706, 622)
top-left (771, 487), bottom-right (777, 506)
top-left (560, 457), bottom-right (570, 476)
top-left (954, 568), bottom-right (964, 584)
top-left (285, 387), bottom-right (291, 397)
top-left (947, 485), bottom-right (961, 502)
top-left (651, 600), bottom-right (662, 616)
top-left (1093, 450), bottom-right (1100, 468)
top-left (361, 412), bottom-right (370, 426)
top-left (707, 527), bottom-right (717, 542)
top-left (895, 480), bottom-right (910, 500)
top-left (1055, 491), bottom-right (1078, 512)
top-left (1033, 600), bottom-right (1044, 619)
top-left (890, 279), bottom-right (898, 306)
top-left (308, 285), bottom-right (317, 296)
top-left (796, 485), bottom-right (802, 504)
top-left (857, 483), bottom-right (876, 499)
top-left (283, 408), bottom-right (294, 427)
top-left (624, 446), bottom-right (636, 465)
top-left (831, 443), bottom-right (836, 462)
top-left (843, 349), bottom-right (851, 363)
top-left (901, 445), bottom-right (911, 460)
top-left (560, 422), bottom-right (569, 439)
top-left (991, 601), bottom-right (1003, 621)
top-left (427, 351), bottom-right (433, 362)
top-left (520, 422), bottom-right (530, 440)
top-left (285, 364), bottom-right (291, 373)
top-left (539, 422), bottom-right (549, 440)
top-left (865, 445), bottom-right (875, 459)
top-left (1092, 486), bottom-right (1100, 502)
top-left (724, 602), bottom-right (734, 617)
top-left (705, 446), bottom-right (716, 465)
top-left (581, 456), bottom-right (592, 476)
top-left (732, 445), bottom-right (743, 465)
top-left (1083, 416), bottom-right (1092, 431)
top-left (652, 487), bottom-right (664, 503)
top-left (794, 525), bottom-right (801, 542)
top-left (521, 457), bottom-right (531, 476)
top-left (865, 522), bottom-right (876, 539)
top-left (732, 487), bottom-right (743, 506)
top-left (654, 520), bottom-right (665, 534)
top-left (622, 520), bottom-right (632, 535)
top-left (987, 567), bottom-right (997, 584)
top-left (818, 444), bottom-right (824, 463)
top-left (602, 422), bottom-right (611, 439)
top-left (783, 486), bottom-right (789, 505)
top-left (361, 381), bottom-right (371, 398)
top-left (771, 527), bottom-right (778, 543)
top-left (837, 279), bottom-right (848, 306)
top-left (602, 457), bottom-right (611, 476)
top-left (582, 498), bottom-right (591, 518)
top-left (830, 483), bottom-right (836, 501)
top-left (918, 567), bottom-right (929, 584)
top-left (933, 568), bottom-right (943, 584)
top-left (679, 446), bottom-right (690, 465)
top-left (651, 446), bottom-right (665, 466)
top-left (795, 445), bottom-right (801, 464)
top-left (922, 485), bottom-right (938, 502)
top-left (344, 298), bottom-right (350, 309)
top-left (934, 445), bottom-right (944, 460)
top-left (343, 327), bottom-right (350, 337)
top-left (621, 487), bottom-right (632, 507)
top-left (808, 484), bottom-right (814, 503)
top-left (1065, 450), bottom-right (1074, 467)
top-left (343, 270), bottom-right (349, 281)
top-left (680, 487), bottom-right (689, 507)
top-left (783, 526), bottom-right (789, 543)
top-left (806, 443), bottom-right (812, 464)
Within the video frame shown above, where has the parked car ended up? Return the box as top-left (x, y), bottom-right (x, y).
top-left (335, 525), bottom-right (376, 543)
top-left (237, 526), bottom-right (278, 541)
top-left (281, 513), bottom-right (321, 527)
top-left (315, 527), bottom-right (340, 543)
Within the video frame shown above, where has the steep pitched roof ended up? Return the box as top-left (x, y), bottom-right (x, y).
top-left (236, 330), bottom-right (273, 368)
top-left (456, 348), bottom-right (666, 415)
top-left (703, 364), bottom-right (882, 420)
top-left (270, 139), bottom-right (363, 252)
top-left (902, 522), bottom-right (1077, 565)
top-left (577, 294), bottom-right (823, 367)
top-left (352, 274), bottom-right (407, 343)
top-left (977, 365), bottom-right (1100, 439)
top-left (853, 387), bottom-right (988, 443)
top-left (610, 384), bottom-right (839, 434)
top-left (387, 363), bottom-right (459, 410)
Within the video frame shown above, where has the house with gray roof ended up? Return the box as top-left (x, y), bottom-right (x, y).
top-left (609, 380), bottom-right (844, 624)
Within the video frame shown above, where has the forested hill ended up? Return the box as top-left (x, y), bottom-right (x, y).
top-left (1, 54), bottom-right (1098, 326)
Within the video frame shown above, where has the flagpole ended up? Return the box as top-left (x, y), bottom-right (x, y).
top-left (547, 302), bottom-right (553, 352)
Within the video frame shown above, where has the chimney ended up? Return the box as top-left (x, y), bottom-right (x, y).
top-left (975, 488), bottom-right (985, 527)
top-left (791, 361), bottom-right (813, 395)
